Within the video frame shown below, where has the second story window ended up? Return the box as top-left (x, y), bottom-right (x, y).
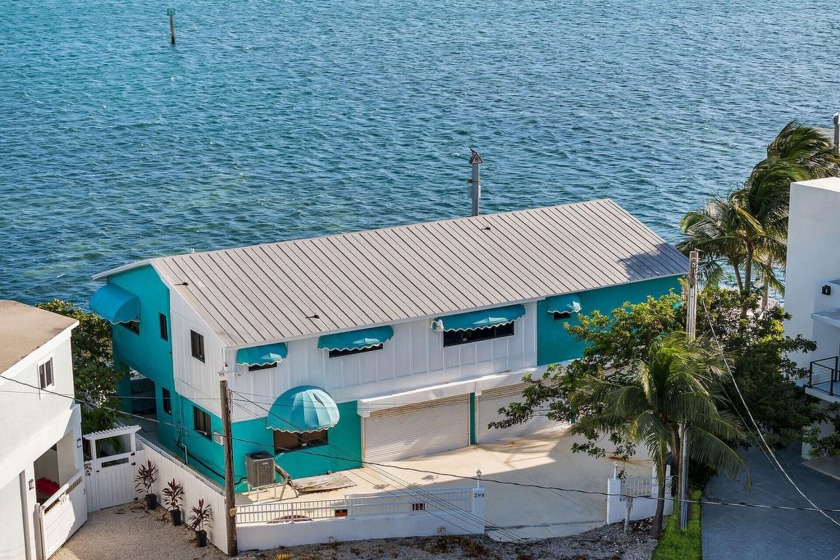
top-left (193, 406), bottom-right (211, 439)
top-left (38, 358), bottom-right (54, 389)
top-left (328, 344), bottom-right (383, 358)
top-left (121, 321), bottom-right (140, 334)
top-left (443, 322), bottom-right (515, 347)
top-left (159, 313), bottom-right (168, 341)
top-left (190, 330), bottom-right (205, 362)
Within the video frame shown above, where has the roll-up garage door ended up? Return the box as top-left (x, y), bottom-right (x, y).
top-left (477, 383), bottom-right (563, 443)
top-left (364, 394), bottom-right (470, 463)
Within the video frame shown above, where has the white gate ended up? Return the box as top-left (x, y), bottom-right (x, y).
top-left (83, 426), bottom-right (144, 511)
top-left (36, 472), bottom-right (88, 559)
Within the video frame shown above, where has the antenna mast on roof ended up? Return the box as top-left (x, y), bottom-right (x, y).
top-left (468, 148), bottom-right (483, 217)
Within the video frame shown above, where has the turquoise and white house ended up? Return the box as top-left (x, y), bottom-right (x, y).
top-left (90, 199), bottom-right (686, 489)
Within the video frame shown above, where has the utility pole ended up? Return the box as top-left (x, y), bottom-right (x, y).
top-left (834, 113), bottom-right (839, 156)
top-left (220, 379), bottom-right (238, 556)
top-left (681, 250), bottom-right (699, 530)
top-left (468, 148), bottom-right (483, 216)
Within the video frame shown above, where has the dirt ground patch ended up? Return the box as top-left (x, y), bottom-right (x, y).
top-left (57, 502), bottom-right (656, 560)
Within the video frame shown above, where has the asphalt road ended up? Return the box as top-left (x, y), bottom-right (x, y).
top-left (703, 445), bottom-right (840, 560)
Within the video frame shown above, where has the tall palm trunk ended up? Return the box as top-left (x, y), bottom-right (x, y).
top-left (651, 475), bottom-right (667, 538)
top-left (761, 256), bottom-right (772, 311)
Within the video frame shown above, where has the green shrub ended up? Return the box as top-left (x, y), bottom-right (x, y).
top-left (652, 490), bottom-right (702, 560)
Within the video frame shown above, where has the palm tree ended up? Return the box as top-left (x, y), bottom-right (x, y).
top-left (568, 334), bottom-right (746, 537)
top-left (679, 120), bottom-right (840, 311)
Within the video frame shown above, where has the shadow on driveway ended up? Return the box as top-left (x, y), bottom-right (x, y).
top-left (703, 445), bottom-right (840, 560)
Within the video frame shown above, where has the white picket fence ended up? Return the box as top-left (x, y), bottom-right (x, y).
top-left (36, 471), bottom-right (88, 559)
top-left (605, 463), bottom-right (673, 525)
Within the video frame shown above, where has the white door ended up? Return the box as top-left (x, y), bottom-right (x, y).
top-left (364, 395), bottom-right (470, 463)
top-left (477, 383), bottom-right (564, 443)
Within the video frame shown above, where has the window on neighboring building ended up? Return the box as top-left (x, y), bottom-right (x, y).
top-left (38, 358), bottom-right (54, 389)
top-left (328, 344), bottom-right (383, 359)
top-left (247, 362), bottom-right (277, 372)
top-left (121, 321), bottom-right (140, 334)
top-left (162, 387), bottom-right (172, 415)
top-left (273, 430), bottom-right (328, 453)
top-left (159, 313), bottom-right (168, 341)
top-left (193, 407), bottom-right (211, 439)
top-left (190, 330), bottom-right (205, 362)
top-left (443, 322), bottom-right (515, 347)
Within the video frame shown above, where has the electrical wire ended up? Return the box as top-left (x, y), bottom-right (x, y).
top-left (5, 376), bottom-right (838, 518)
top-left (700, 296), bottom-right (840, 530)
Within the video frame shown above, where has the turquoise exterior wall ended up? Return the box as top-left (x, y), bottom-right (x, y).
top-left (107, 265), bottom-right (178, 451)
top-left (537, 276), bottom-right (682, 365)
top-left (180, 400), bottom-right (365, 491)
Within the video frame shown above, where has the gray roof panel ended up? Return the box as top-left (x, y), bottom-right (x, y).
top-left (149, 199), bottom-right (687, 346)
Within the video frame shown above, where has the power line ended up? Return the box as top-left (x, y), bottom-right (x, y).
top-left (700, 296), bottom-right (840, 530)
top-left (6, 374), bottom-right (838, 519)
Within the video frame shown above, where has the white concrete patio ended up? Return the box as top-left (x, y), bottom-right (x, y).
top-left (237, 427), bottom-right (653, 541)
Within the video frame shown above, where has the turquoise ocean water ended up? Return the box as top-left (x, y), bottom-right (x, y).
top-left (2, 1), bottom-right (839, 305)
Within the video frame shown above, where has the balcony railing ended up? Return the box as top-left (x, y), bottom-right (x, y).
top-left (808, 356), bottom-right (839, 396)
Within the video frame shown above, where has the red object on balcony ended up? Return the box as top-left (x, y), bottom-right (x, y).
top-left (36, 478), bottom-right (59, 499)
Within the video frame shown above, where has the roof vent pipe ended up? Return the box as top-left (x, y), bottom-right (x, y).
top-left (468, 148), bottom-right (483, 216)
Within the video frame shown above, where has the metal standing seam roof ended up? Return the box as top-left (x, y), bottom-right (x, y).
top-left (136, 199), bottom-right (687, 347)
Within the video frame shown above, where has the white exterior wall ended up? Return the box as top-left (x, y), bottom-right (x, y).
top-left (0, 326), bottom-right (83, 560)
top-left (227, 302), bottom-right (538, 422)
top-left (169, 293), bottom-right (226, 417)
top-left (784, 178), bottom-right (840, 370)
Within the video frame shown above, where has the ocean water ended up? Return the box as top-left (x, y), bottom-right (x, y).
top-left (1, 0), bottom-right (838, 306)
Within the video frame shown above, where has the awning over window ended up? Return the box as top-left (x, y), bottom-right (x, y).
top-left (317, 326), bottom-right (394, 352)
top-left (90, 284), bottom-right (140, 324)
top-left (545, 294), bottom-right (582, 315)
top-left (267, 386), bottom-right (340, 433)
top-left (236, 343), bottom-right (288, 366)
top-left (434, 304), bottom-right (526, 332)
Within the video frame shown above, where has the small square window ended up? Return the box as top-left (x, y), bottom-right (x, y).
top-left (193, 407), bottom-right (211, 439)
top-left (38, 359), bottom-right (54, 389)
top-left (162, 387), bottom-right (172, 415)
top-left (553, 311), bottom-right (572, 320)
top-left (247, 362), bottom-right (277, 372)
top-left (121, 321), bottom-right (140, 334)
top-left (159, 313), bottom-right (168, 341)
top-left (190, 330), bottom-right (205, 362)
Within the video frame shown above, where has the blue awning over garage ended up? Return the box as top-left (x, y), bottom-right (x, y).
top-left (236, 343), bottom-right (288, 366)
top-left (267, 386), bottom-right (340, 433)
top-left (317, 326), bottom-right (394, 352)
top-left (545, 294), bottom-right (582, 315)
top-left (434, 304), bottom-right (525, 332)
top-left (90, 284), bottom-right (140, 324)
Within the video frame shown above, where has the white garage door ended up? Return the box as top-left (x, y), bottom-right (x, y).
top-left (364, 395), bottom-right (470, 463)
top-left (477, 383), bottom-right (563, 443)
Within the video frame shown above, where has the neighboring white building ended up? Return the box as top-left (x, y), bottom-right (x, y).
top-left (783, 177), bottom-right (840, 457)
top-left (0, 301), bottom-right (85, 560)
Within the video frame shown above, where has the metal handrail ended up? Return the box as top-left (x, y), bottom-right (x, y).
top-left (808, 356), bottom-right (838, 396)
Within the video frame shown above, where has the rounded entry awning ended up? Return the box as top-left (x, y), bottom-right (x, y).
top-left (90, 284), bottom-right (140, 324)
top-left (267, 386), bottom-right (339, 433)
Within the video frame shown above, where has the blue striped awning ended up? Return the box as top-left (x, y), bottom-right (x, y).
top-left (267, 386), bottom-right (340, 433)
top-left (545, 294), bottom-right (582, 315)
top-left (434, 304), bottom-right (525, 332)
top-left (236, 343), bottom-right (288, 366)
top-left (90, 284), bottom-right (140, 324)
top-left (317, 326), bottom-right (394, 352)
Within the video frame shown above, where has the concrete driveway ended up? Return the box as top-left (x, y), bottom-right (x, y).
top-left (703, 445), bottom-right (840, 560)
top-left (242, 427), bottom-right (654, 542)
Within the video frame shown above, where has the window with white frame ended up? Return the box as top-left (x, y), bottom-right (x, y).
top-left (39, 358), bottom-right (54, 389)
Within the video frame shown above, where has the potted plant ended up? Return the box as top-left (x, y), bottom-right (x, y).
top-left (188, 498), bottom-right (213, 547)
top-left (162, 478), bottom-right (184, 526)
top-left (134, 460), bottom-right (158, 510)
